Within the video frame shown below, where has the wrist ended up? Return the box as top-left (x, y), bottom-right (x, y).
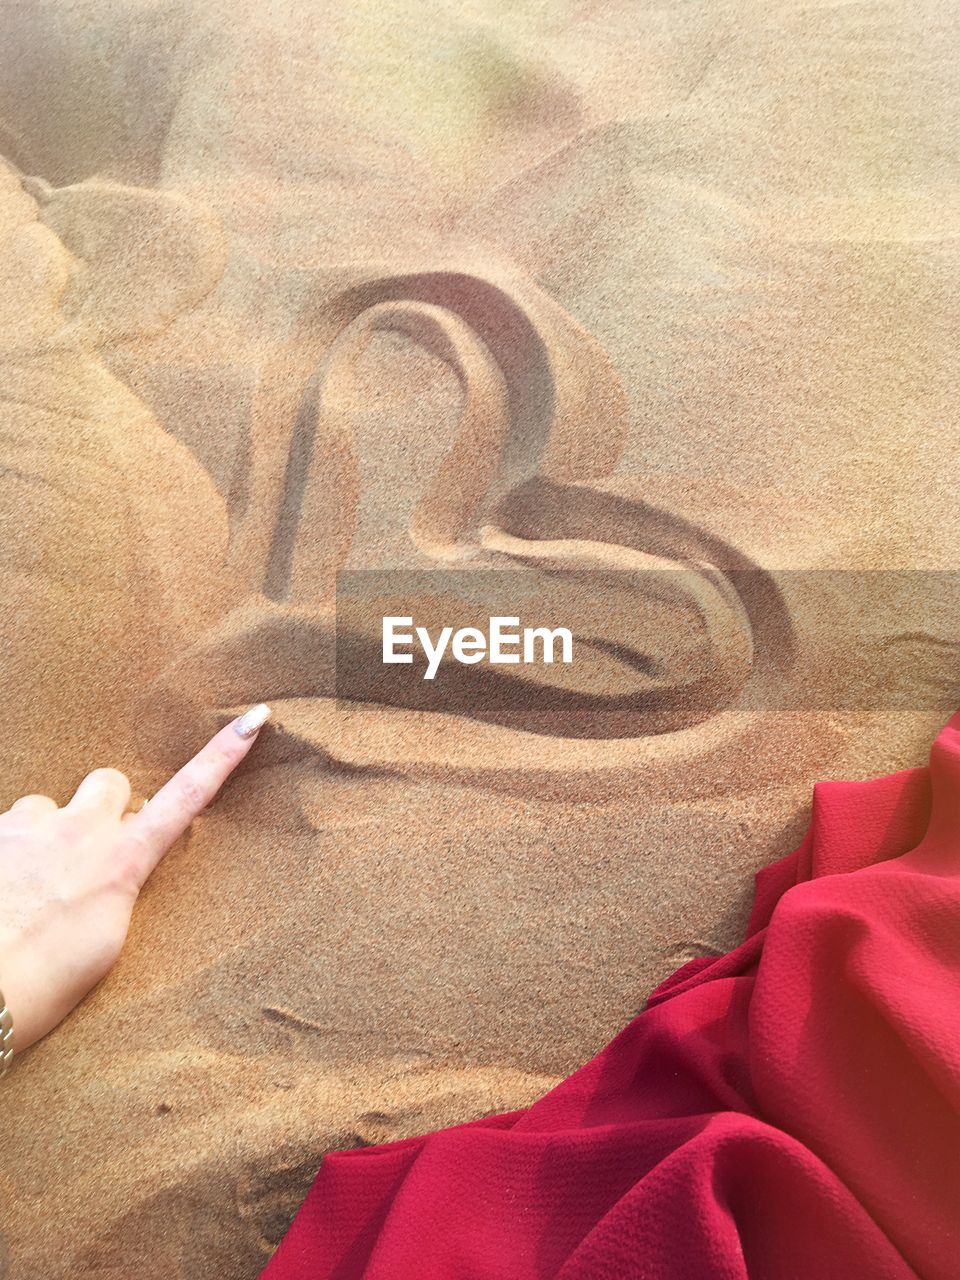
top-left (0, 989), bottom-right (12, 1078)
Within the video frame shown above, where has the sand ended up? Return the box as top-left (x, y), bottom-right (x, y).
top-left (1, 0), bottom-right (959, 1275)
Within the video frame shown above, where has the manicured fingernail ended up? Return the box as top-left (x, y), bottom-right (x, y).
top-left (233, 703), bottom-right (272, 739)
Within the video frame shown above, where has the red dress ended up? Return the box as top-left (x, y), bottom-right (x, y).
top-left (262, 715), bottom-right (960, 1278)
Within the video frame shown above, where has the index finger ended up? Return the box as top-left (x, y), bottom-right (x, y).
top-left (124, 704), bottom-right (271, 885)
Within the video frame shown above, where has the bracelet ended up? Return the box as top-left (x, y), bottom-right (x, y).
top-left (0, 991), bottom-right (12, 1078)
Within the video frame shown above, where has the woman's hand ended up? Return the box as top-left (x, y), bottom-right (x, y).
top-left (0, 704), bottom-right (271, 1057)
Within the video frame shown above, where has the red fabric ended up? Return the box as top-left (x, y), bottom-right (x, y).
top-left (262, 715), bottom-right (960, 1279)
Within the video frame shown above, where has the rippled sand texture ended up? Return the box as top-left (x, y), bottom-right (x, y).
top-left (1, 1), bottom-right (959, 1276)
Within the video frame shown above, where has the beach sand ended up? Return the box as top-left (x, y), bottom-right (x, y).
top-left (1, 1), bottom-right (959, 1274)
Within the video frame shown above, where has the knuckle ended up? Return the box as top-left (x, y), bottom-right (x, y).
top-left (177, 773), bottom-right (212, 812)
top-left (202, 741), bottom-right (240, 771)
top-left (90, 768), bottom-right (130, 791)
top-left (110, 847), bottom-right (145, 897)
top-left (56, 812), bottom-right (90, 843)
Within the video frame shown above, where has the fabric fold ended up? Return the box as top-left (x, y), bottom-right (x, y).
top-left (263, 714), bottom-right (960, 1279)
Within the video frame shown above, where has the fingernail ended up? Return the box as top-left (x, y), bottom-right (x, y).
top-left (233, 703), bottom-right (272, 739)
